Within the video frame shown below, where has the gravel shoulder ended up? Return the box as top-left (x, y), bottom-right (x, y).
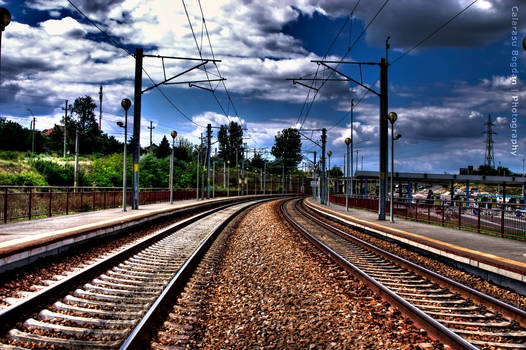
top-left (197, 200), bottom-right (439, 349)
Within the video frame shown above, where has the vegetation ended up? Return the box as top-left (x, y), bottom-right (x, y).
top-left (0, 102), bottom-right (309, 189)
top-left (271, 128), bottom-right (302, 173)
top-left (217, 121), bottom-right (244, 165)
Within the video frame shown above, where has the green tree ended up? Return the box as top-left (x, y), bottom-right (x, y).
top-left (329, 166), bottom-right (343, 177)
top-left (250, 152), bottom-right (265, 170)
top-left (71, 96), bottom-right (102, 155)
top-left (217, 121), bottom-right (243, 165)
top-left (0, 118), bottom-right (31, 152)
top-left (271, 128), bottom-right (302, 173)
top-left (173, 137), bottom-right (193, 163)
top-left (156, 136), bottom-right (171, 158)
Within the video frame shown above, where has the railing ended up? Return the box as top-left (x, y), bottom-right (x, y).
top-left (0, 186), bottom-right (200, 224)
top-left (329, 195), bottom-right (526, 240)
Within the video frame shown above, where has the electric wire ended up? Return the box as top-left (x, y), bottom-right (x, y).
top-left (298, 0), bottom-right (390, 130)
top-left (67, 0), bottom-right (203, 129)
top-left (390, 0), bottom-right (479, 65)
top-left (195, 0), bottom-right (264, 149)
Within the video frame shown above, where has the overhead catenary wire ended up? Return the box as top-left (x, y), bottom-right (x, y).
top-left (191, 0), bottom-right (264, 149)
top-left (67, 0), bottom-right (204, 129)
top-left (390, 0), bottom-right (479, 65)
top-left (326, 0), bottom-right (479, 131)
top-left (298, 0), bottom-right (391, 130)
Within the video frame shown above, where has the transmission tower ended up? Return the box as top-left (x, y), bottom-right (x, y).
top-left (482, 114), bottom-right (496, 168)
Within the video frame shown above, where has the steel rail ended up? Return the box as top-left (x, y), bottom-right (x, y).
top-left (302, 200), bottom-right (526, 328)
top-left (280, 199), bottom-right (477, 350)
top-left (0, 199), bottom-right (251, 333)
top-left (120, 198), bottom-right (273, 349)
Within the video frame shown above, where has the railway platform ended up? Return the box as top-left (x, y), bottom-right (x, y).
top-left (0, 196), bottom-right (248, 272)
top-left (305, 197), bottom-right (526, 290)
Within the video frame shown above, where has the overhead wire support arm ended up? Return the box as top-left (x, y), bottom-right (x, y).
top-left (299, 131), bottom-right (322, 148)
top-left (142, 54), bottom-right (221, 62)
top-left (167, 78), bottom-right (226, 85)
top-left (189, 83), bottom-right (214, 92)
top-left (290, 78), bottom-right (351, 82)
top-left (288, 79), bottom-right (319, 91)
top-left (142, 61), bottom-right (209, 94)
top-left (317, 62), bottom-right (379, 97)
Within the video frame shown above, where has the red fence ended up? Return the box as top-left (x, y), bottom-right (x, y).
top-left (330, 195), bottom-right (526, 240)
top-left (0, 186), bottom-right (203, 223)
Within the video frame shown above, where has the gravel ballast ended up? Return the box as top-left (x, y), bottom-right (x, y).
top-left (196, 200), bottom-right (439, 349)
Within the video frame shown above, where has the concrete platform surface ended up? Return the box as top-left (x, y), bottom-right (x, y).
top-left (305, 198), bottom-right (526, 283)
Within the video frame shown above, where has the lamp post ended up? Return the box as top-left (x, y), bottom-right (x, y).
top-left (196, 145), bottom-right (200, 200)
top-left (387, 111), bottom-right (401, 223)
top-left (227, 160), bottom-right (230, 197)
top-left (0, 7), bottom-right (11, 84)
top-left (169, 130), bottom-right (177, 204)
top-left (212, 154), bottom-right (216, 198)
top-left (345, 138), bottom-right (351, 211)
top-left (327, 150), bottom-right (332, 206)
top-left (27, 108), bottom-right (35, 155)
top-left (118, 98), bottom-right (131, 211)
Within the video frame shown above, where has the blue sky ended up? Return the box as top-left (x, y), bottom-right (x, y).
top-left (0, 0), bottom-right (525, 174)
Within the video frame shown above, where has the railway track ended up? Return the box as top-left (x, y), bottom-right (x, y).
top-left (0, 199), bottom-right (264, 349)
top-left (281, 198), bottom-right (526, 350)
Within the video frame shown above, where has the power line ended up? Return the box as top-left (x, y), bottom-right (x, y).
top-left (327, 77), bottom-right (378, 131)
top-left (298, 0), bottom-right (391, 130)
top-left (390, 0), bottom-right (479, 65)
top-left (185, 0), bottom-right (262, 149)
top-left (67, 0), bottom-right (203, 129)
top-left (66, 0), bottom-right (133, 57)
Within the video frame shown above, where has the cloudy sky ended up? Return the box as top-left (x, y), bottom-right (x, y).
top-left (0, 0), bottom-right (525, 174)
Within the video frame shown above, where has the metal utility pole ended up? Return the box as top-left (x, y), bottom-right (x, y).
top-left (241, 143), bottom-right (246, 195)
top-left (130, 48), bottom-right (221, 208)
top-left (99, 85), bottom-right (103, 130)
top-left (289, 38), bottom-right (390, 219)
top-left (196, 145), bottom-right (200, 200)
top-left (61, 101), bottom-right (71, 157)
top-left (170, 130), bottom-right (177, 204)
top-left (236, 147), bottom-right (239, 196)
top-left (378, 57), bottom-right (388, 220)
top-left (147, 121), bottom-right (155, 151)
top-left (263, 160), bottom-right (266, 194)
top-left (281, 159), bottom-right (285, 194)
top-left (350, 99), bottom-right (354, 196)
top-left (345, 137), bottom-right (351, 211)
top-left (74, 129), bottom-right (79, 189)
top-left (313, 151), bottom-right (317, 200)
top-left (31, 117), bottom-right (35, 155)
top-left (320, 128), bottom-right (327, 204)
top-left (132, 48), bottom-right (143, 209)
top-left (206, 124), bottom-right (212, 199)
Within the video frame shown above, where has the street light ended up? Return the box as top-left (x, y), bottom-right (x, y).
top-left (387, 111), bottom-right (400, 223)
top-left (0, 7), bottom-right (11, 84)
top-left (196, 145), bottom-right (201, 200)
top-left (345, 137), bottom-right (351, 211)
top-left (118, 98), bottom-right (131, 211)
top-left (327, 150), bottom-right (332, 206)
top-left (212, 153), bottom-right (216, 198)
top-left (169, 130), bottom-right (177, 204)
top-left (226, 160), bottom-right (230, 197)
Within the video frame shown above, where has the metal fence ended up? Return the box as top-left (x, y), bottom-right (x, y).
top-left (329, 195), bottom-right (526, 240)
top-left (0, 186), bottom-right (200, 223)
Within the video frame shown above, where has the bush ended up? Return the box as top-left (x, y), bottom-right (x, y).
top-left (0, 172), bottom-right (47, 186)
top-left (0, 150), bottom-right (22, 161)
top-left (32, 159), bottom-right (74, 186)
top-left (85, 153), bottom-right (126, 187)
